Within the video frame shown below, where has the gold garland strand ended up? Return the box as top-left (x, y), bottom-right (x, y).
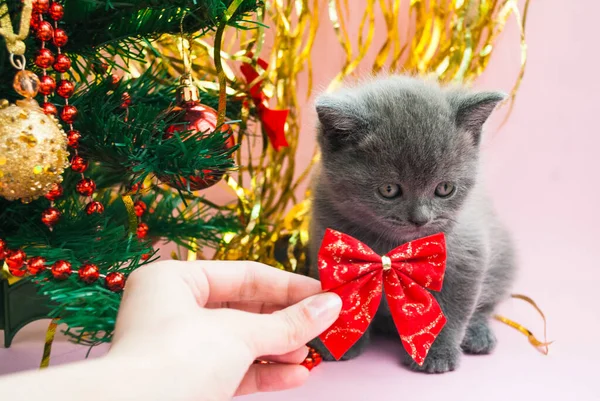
top-left (39, 319), bottom-right (59, 369)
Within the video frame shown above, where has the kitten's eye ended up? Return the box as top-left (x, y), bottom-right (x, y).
top-left (435, 182), bottom-right (456, 198)
top-left (378, 184), bottom-right (402, 199)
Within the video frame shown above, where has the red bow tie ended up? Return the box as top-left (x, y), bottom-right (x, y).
top-left (318, 229), bottom-right (447, 365)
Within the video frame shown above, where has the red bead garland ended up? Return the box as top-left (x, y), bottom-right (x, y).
top-left (0, 238), bottom-right (7, 259)
top-left (71, 155), bottom-right (88, 172)
top-left (0, 238), bottom-right (127, 292)
top-left (27, 256), bottom-right (47, 275)
top-left (41, 207), bottom-right (61, 227)
top-left (105, 272), bottom-right (126, 292)
top-left (44, 182), bottom-right (63, 201)
top-left (5, 249), bottom-right (26, 276)
top-left (51, 260), bottom-right (72, 280)
top-left (85, 201), bottom-right (105, 215)
top-left (136, 223), bottom-right (149, 239)
top-left (67, 130), bottom-right (81, 147)
top-left (79, 263), bottom-right (100, 283)
top-left (29, 1), bottom-right (102, 224)
top-left (39, 74), bottom-right (56, 95)
top-left (76, 178), bottom-right (96, 196)
top-left (134, 200), bottom-right (147, 217)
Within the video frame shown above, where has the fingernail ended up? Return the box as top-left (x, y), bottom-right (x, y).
top-left (306, 292), bottom-right (342, 320)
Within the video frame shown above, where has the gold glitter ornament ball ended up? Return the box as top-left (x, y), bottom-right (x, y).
top-left (0, 98), bottom-right (69, 203)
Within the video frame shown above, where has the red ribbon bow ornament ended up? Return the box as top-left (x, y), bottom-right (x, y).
top-left (318, 229), bottom-right (447, 365)
top-left (240, 56), bottom-right (289, 151)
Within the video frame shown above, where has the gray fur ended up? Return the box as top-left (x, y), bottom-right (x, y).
top-left (308, 76), bottom-right (515, 373)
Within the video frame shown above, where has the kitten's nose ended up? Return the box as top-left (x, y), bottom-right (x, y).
top-left (408, 217), bottom-right (430, 227)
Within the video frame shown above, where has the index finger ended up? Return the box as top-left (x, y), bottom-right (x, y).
top-left (192, 261), bottom-right (322, 306)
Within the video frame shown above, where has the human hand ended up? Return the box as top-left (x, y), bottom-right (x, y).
top-left (108, 260), bottom-right (342, 401)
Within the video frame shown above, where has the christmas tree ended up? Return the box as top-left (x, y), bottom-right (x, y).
top-left (0, 0), bottom-right (530, 359)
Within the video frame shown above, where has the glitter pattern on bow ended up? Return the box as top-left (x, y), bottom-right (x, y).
top-left (318, 229), bottom-right (447, 365)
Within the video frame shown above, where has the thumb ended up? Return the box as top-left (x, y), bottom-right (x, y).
top-left (243, 292), bottom-right (342, 357)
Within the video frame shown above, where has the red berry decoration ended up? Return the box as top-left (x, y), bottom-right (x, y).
top-left (136, 223), bottom-right (149, 239)
top-left (60, 105), bottom-right (78, 123)
top-left (78, 263), bottom-right (100, 283)
top-left (141, 253), bottom-right (151, 261)
top-left (44, 182), bottom-right (63, 201)
top-left (39, 75), bottom-right (56, 95)
top-left (33, 0), bottom-right (50, 13)
top-left (53, 28), bottom-right (68, 47)
top-left (105, 272), bottom-right (126, 292)
top-left (85, 201), bottom-right (104, 215)
top-left (42, 102), bottom-right (58, 115)
top-left (76, 178), bottom-right (96, 196)
top-left (56, 79), bottom-right (74, 98)
top-left (51, 260), bottom-right (72, 280)
top-left (134, 200), bottom-right (147, 217)
top-left (5, 249), bottom-right (26, 276)
top-left (36, 21), bottom-right (54, 41)
top-left (27, 256), bottom-right (47, 275)
top-left (120, 92), bottom-right (132, 109)
top-left (49, 2), bottom-right (64, 20)
top-left (67, 130), bottom-right (81, 148)
top-left (0, 238), bottom-right (7, 259)
top-left (71, 155), bottom-right (88, 172)
top-left (53, 53), bottom-right (71, 72)
top-left (35, 48), bottom-right (55, 68)
top-left (41, 207), bottom-right (61, 227)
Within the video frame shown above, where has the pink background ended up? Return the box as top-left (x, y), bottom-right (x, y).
top-left (2, 0), bottom-right (599, 399)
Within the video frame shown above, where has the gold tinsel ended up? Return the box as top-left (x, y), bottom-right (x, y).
top-left (143, 0), bottom-right (530, 272)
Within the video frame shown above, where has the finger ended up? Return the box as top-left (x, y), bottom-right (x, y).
top-left (204, 301), bottom-right (286, 314)
top-left (243, 292), bottom-right (342, 356)
top-left (259, 346), bottom-right (309, 364)
top-left (235, 364), bottom-right (309, 396)
top-left (198, 261), bottom-right (322, 306)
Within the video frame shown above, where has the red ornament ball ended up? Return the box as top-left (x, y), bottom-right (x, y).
top-left (36, 21), bottom-right (54, 41)
top-left (78, 263), bottom-right (100, 283)
top-left (35, 48), bottom-right (55, 68)
top-left (60, 105), bottom-right (78, 124)
top-left (41, 207), bottom-right (61, 227)
top-left (27, 256), bottom-right (47, 275)
top-left (53, 28), bottom-right (68, 47)
top-left (134, 200), bottom-right (147, 217)
top-left (76, 178), bottom-right (96, 196)
top-left (71, 155), bottom-right (88, 172)
top-left (42, 102), bottom-right (58, 115)
top-left (6, 249), bottom-right (27, 276)
top-left (56, 79), bottom-right (74, 98)
top-left (106, 272), bottom-right (126, 292)
top-left (49, 2), bottom-right (64, 20)
top-left (53, 53), bottom-right (71, 72)
top-left (136, 223), bottom-right (149, 239)
top-left (0, 238), bottom-right (6, 259)
top-left (39, 74), bottom-right (56, 95)
top-left (160, 101), bottom-right (234, 191)
top-left (141, 253), bottom-right (151, 261)
top-left (85, 201), bottom-right (104, 215)
top-left (33, 0), bottom-right (50, 13)
top-left (51, 260), bottom-right (72, 280)
top-left (67, 130), bottom-right (81, 148)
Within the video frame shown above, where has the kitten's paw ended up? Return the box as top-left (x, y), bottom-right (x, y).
top-left (308, 338), bottom-right (367, 361)
top-left (403, 346), bottom-right (460, 374)
top-left (461, 320), bottom-right (497, 355)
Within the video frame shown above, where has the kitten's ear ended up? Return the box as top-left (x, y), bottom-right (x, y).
top-left (315, 95), bottom-right (367, 151)
top-left (451, 91), bottom-right (506, 145)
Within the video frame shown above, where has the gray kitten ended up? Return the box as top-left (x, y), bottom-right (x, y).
top-left (308, 75), bottom-right (516, 373)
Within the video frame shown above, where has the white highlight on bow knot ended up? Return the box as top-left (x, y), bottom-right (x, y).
top-left (381, 255), bottom-right (392, 271)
